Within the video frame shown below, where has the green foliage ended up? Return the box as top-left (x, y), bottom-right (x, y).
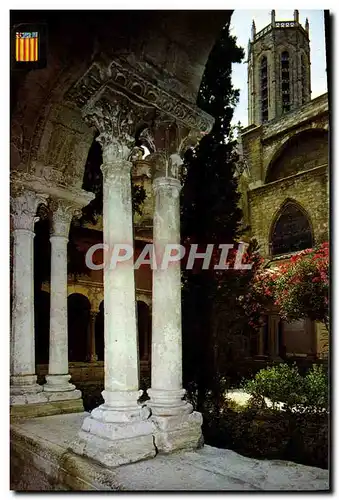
top-left (198, 24), bottom-right (244, 126)
top-left (243, 363), bottom-right (303, 410)
top-left (202, 399), bottom-right (328, 469)
top-left (302, 364), bottom-right (329, 412)
top-left (195, 363), bottom-right (329, 469)
top-left (243, 363), bottom-right (328, 413)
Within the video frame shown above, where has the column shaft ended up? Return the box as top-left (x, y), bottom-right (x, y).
top-left (11, 229), bottom-right (36, 376)
top-left (147, 175), bottom-right (203, 453)
top-left (88, 312), bottom-right (98, 362)
top-left (70, 100), bottom-right (155, 467)
top-left (44, 199), bottom-right (81, 401)
top-left (102, 161), bottom-right (140, 399)
top-left (151, 178), bottom-right (182, 392)
top-left (10, 189), bottom-right (47, 405)
top-left (48, 235), bottom-right (69, 374)
top-left (73, 159), bottom-right (154, 468)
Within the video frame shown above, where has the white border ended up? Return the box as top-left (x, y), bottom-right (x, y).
top-left (2, 2), bottom-right (337, 498)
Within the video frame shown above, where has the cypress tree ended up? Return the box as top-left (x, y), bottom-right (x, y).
top-left (181, 20), bottom-right (258, 408)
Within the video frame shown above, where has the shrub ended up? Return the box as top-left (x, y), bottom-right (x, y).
top-left (243, 363), bottom-right (304, 410)
top-left (302, 364), bottom-right (329, 413)
top-left (243, 362), bottom-right (328, 413)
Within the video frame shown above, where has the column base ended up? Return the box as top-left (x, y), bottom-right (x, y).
top-left (70, 390), bottom-right (156, 467)
top-left (10, 375), bottom-right (48, 406)
top-left (151, 411), bottom-right (204, 454)
top-left (43, 374), bottom-right (82, 403)
top-left (147, 388), bottom-right (203, 453)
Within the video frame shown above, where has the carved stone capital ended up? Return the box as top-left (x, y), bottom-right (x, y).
top-left (178, 130), bottom-right (204, 156)
top-left (49, 198), bottom-right (83, 237)
top-left (148, 150), bottom-right (184, 181)
top-left (10, 186), bottom-right (48, 231)
top-left (83, 96), bottom-right (149, 163)
top-left (88, 286), bottom-right (103, 313)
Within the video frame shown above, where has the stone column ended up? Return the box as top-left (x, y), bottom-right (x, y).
top-left (258, 316), bottom-right (266, 356)
top-left (87, 311), bottom-right (98, 362)
top-left (43, 199), bottom-right (83, 406)
top-left (71, 98), bottom-right (155, 467)
top-left (10, 187), bottom-right (48, 406)
top-left (268, 314), bottom-right (281, 359)
top-left (258, 326), bottom-right (264, 356)
top-left (147, 151), bottom-right (203, 453)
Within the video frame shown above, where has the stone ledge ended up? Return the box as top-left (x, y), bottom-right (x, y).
top-left (10, 399), bottom-right (84, 421)
top-left (10, 413), bottom-right (329, 491)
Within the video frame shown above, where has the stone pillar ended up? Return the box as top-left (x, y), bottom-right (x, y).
top-left (268, 314), bottom-right (281, 359)
top-left (10, 187), bottom-right (48, 406)
top-left (258, 325), bottom-right (265, 356)
top-left (87, 311), bottom-right (98, 362)
top-left (43, 199), bottom-right (83, 406)
top-left (71, 98), bottom-right (155, 467)
top-left (147, 151), bottom-right (203, 453)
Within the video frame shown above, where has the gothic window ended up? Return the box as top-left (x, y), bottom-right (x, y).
top-left (281, 51), bottom-right (290, 113)
top-left (260, 56), bottom-right (269, 122)
top-left (270, 202), bottom-right (313, 256)
top-left (301, 54), bottom-right (308, 104)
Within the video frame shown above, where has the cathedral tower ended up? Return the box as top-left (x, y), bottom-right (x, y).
top-left (247, 10), bottom-right (311, 125)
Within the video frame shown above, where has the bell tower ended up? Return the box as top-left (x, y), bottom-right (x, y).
top-left (247, 10), bottom-right (311, 125)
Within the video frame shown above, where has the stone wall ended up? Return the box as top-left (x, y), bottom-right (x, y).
top-left (241, 93), bottom-right (328, 186)
top-left (248, 165), bottom-right (328, 257)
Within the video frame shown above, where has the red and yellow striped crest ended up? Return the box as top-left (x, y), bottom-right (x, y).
top-left (15, 32), bottom-right (38, 62)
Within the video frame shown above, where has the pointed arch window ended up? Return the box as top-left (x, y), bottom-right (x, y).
top-left (270, 202), bottom-right (313, 256)
top-left (281, 51), bottom-right (290, 113)
top-left (260, 55), bottom-right (269, 122)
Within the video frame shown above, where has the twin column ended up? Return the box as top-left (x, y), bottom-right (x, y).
top-left (73, 112), bottom-right (202, 464)
top-left (10, 188), bottom-right (93, 410)
top-left (11, 103), bottom-right (203, 462)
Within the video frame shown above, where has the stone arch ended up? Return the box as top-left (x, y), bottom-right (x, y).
top-left (269, 199), bottom-right (314, 256)
top-left (136, 291), bottom-right (152, 308)
top-left (265, 128), bottom-right (328, 183)
top-left (11, 49), bottom-right (97, 176)
top-left (31, 102), bottom-right (95, 190)
top-left (11, 10), bottom-right (230, 197)
top-left (67, 284), bottom-right (91, 302)
top-left (67, 293), bottom-right (91, 362)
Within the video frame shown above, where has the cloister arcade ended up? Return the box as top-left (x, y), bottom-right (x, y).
top-left (10, 10), bottom-right (233, 468)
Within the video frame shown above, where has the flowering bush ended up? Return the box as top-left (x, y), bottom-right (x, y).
top-left (240, 267), bottom-right (277, 329)
top-left (241, 242), bottom-right (329, 331)
top-left (273, 242), bottom-right (329, 329)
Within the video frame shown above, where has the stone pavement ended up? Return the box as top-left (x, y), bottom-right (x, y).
top-left (10, 412), bottom-right (329, 491)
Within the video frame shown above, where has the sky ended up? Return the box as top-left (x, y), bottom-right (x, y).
top-left (230, 10), bottom-right (328, 127)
